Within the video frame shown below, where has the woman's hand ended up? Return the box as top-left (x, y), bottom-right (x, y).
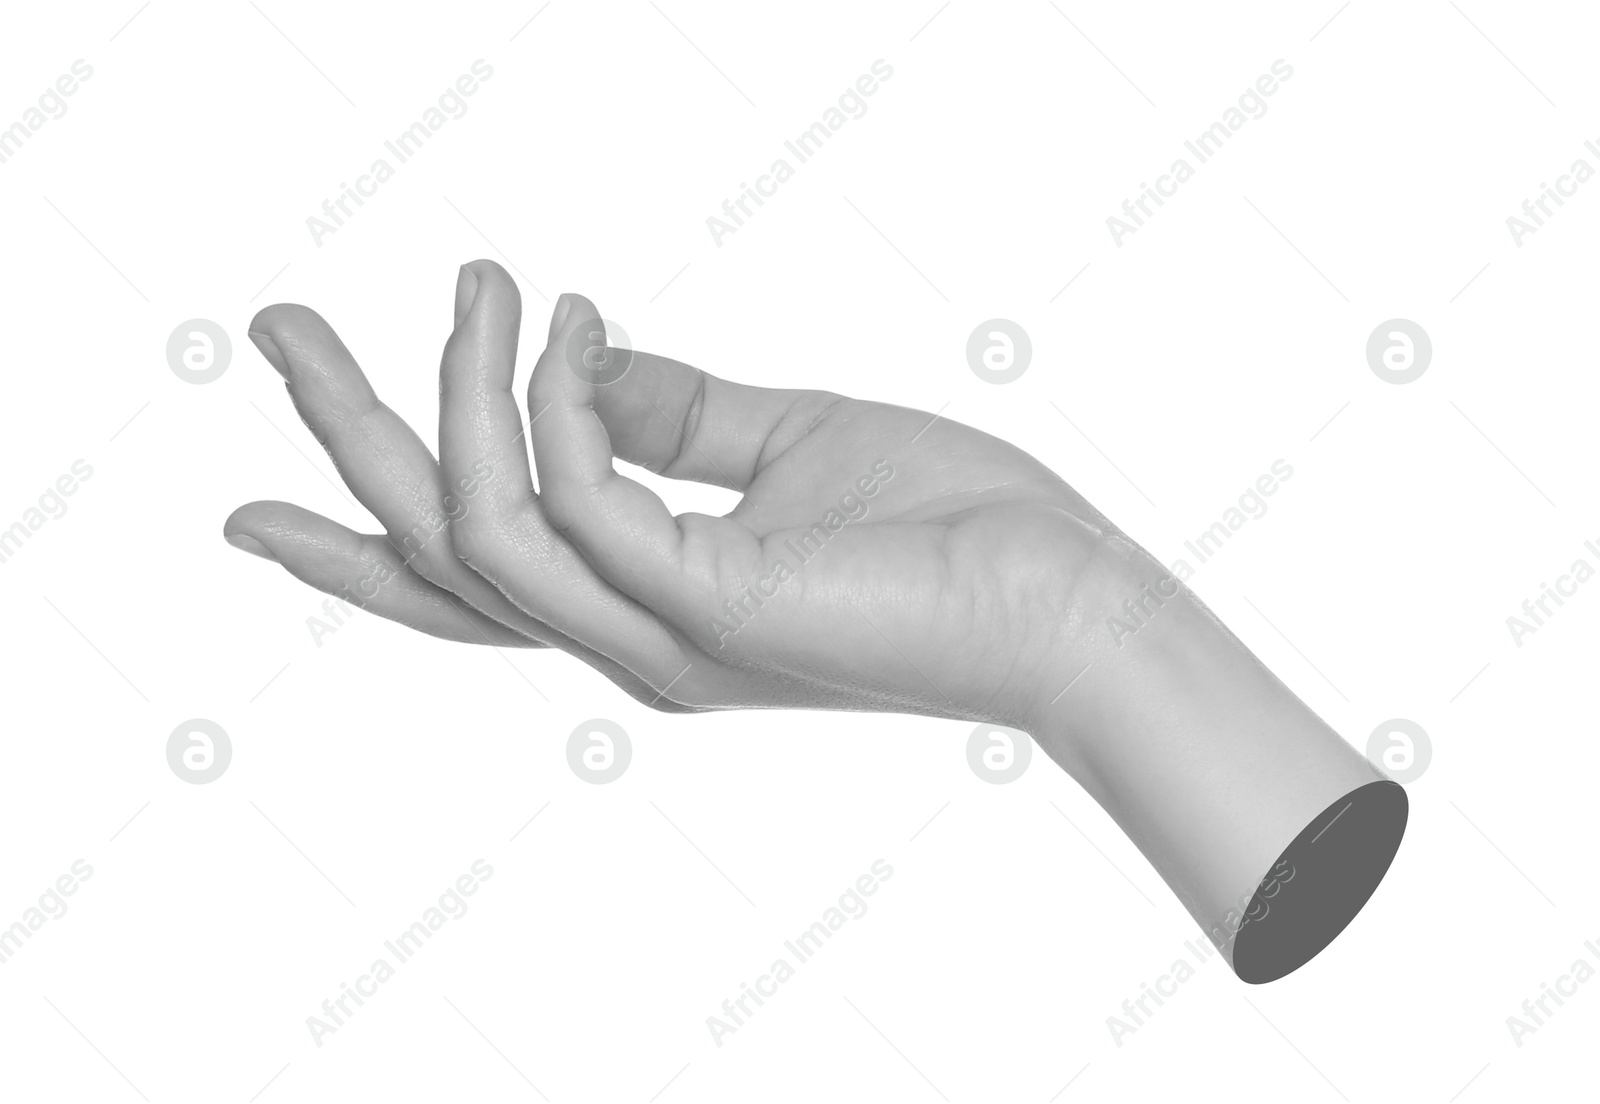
top-left (226, 259), bottom-right (1135, 730)
top-left (225, 258), bottom-right (1405, 982)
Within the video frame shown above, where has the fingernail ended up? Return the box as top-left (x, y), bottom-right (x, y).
top-left (454, 265), bottom-right (479, 330)
top-left (248, 331), bottom-right (290, 379)
top-left (548, 293), bottom-right (573, 342)
top-left (226, 533), bottom-right (277, 562)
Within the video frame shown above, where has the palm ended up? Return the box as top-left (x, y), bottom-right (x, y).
top-left (666, 397), bottom-right (1116, 724)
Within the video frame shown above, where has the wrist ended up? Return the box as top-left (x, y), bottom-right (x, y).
top-left (1024, 538), bottom-right (1406, 982)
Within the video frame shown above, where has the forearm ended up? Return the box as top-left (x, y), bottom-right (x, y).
top-left (1026, 533), bottom-right (1406, 982)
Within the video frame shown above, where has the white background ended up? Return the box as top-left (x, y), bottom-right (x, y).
top-left (0, 1), bottom-right (1595, 1100)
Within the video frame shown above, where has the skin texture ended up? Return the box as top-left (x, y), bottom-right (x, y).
top-left (226, 260), bottom-right (1404, 978)
top-left (227, 259), bottom-right (1133, 731)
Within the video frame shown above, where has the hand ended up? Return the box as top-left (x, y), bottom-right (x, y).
top-left (227, 260), bottom-right (1133, 728)
top-left (225, 259), bottom-right (1405, 983)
